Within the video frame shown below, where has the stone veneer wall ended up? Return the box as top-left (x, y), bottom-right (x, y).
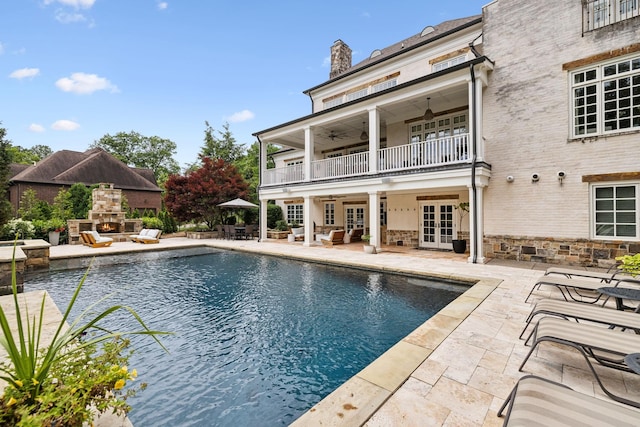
top-left (386, 230), bottom-right (419, 248)
top-left (484, 235), bottom-right (640, 268)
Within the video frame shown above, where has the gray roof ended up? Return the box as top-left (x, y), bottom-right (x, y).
top-left (9, 147), bottom-right (161, 192)
top-left (304, 15), bottom-right (482, 94)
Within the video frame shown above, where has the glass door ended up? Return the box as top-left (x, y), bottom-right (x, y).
top-left (420, 201), bottom-right (455, 249)
top-left (345, 205), bottom-right (366, 232)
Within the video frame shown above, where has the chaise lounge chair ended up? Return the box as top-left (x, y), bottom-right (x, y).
top-left (131, 228), bottom-right (162, 244)
top-left (80, 231), bottom-right (113, 248)
top-left (544, 266), bottom-right (618, 282)
top-left (524, 275), bottom-right (636, 303)
top-left (320, 229), bottom-right (345, 246)
top-left (498, 375), bottom-right (640, 426)
top-left (519, 298), bottom-right (640, 341)
top-left (520, 316), bottom-right (640, 407)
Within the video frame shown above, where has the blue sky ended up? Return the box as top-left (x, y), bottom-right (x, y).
top-left (1, 0), bottom-right (488, 169)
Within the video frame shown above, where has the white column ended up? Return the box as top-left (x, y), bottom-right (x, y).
top-left (368, 108), bottom-right (380, 175)
top-left (467, 68), bottom-right (485, 162)
top-left (303, 195), bottom-right (313, 246)
top-left (368, 191), bottom-right (380, 249)
top-left (303, 126), bottom-right (314, 182)
top-left (259, 139), bottom-right (267, 186)
top-left (467, 184), bottom-right (485, 264)
top-left (259, 199), bottom-right (268, 242)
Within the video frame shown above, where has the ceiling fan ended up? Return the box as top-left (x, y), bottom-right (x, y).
top-left (326, 130), bottom-right (346, 141)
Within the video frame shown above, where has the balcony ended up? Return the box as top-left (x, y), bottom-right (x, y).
top-left (262, 134), bottom-right (470, 186)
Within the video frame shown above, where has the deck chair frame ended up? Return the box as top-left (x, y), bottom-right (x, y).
top-left (80, 231), bottom-right (113, 248)
top-left (526, 276), bottom-right (620, 303)
top-left (498, 375), bottom-right (640, 426)
top-left (520, 316), bottom-right (640, 408)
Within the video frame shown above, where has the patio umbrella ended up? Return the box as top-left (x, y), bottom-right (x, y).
top-left (217, 198), bottom-right (258, 208)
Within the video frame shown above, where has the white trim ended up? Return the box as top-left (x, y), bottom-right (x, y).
top-left (590, 181), bottom-right (639, 240)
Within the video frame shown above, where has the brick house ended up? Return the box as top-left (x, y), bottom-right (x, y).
top-left (254, 1), bottom-right (640, 267)
top-left (8, 147), bottom-right (162, 215)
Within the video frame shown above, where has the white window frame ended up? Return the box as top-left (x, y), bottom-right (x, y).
top-left (287, 204), bottom-right (304, 225)
top-left (324, 97), bottom-right (344, 109)
top-left (433, 54), bottom-right (467, 72)
top-left (570, 53), bottom-right (640, 138)
top-left (346, 88), bottom-right (368, 102)
top-left (590, 182), bottom-right (639, 240)
top-left (324, 202), bottom-right (335, 225)
top-left (372, 79), bottom-right (397, 93)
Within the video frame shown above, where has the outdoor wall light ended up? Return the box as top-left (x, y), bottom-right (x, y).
top-left (531, 173), bottom-right (540, 182)
top-left (506, 175), bottom-right (514, 183)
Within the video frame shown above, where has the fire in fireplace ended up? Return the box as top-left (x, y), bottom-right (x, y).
top-left (97, 222), bottom-right (121, 233)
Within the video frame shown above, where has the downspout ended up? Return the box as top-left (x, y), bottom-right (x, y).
top-left (257, 135), bottom-right (263, 242)
top-left (470, 64), bottom-right (478, 264)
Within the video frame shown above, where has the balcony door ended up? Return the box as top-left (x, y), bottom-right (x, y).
top-left (419, 201), bottom-right (455, 249)
top-left (345, 205), bottom-right (366, 232)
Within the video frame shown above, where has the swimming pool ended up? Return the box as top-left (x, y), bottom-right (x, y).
top-left (26, 248), bottom-right (466, 426)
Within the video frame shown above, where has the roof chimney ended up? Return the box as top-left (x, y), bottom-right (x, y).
top-left (330, 39), bottom-right (352, 79)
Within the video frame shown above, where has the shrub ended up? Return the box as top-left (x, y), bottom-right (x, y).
top-left (275, 220), bottom-right (289, 231)
top-left (616, 253), bottom-right (640, 277)
top-left (267, 204), bottom-right (283, 229)
top-left (0, 219), bottom-right (35, 240)
top-left (141, 217), bottom-right (163, 230)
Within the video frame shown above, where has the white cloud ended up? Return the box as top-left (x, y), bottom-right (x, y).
top-left (55, 72), bottom-right (119, 94)
top-left (51, 120), bottom-right (80, 131)
top-left (9, 68), bottom-right (40, 79)
top-left (29, 124), bottom-right (45, 133)
top-left (54, 11), bottom-right (87, 24)
top-left (226, 109), bottom-right (255, 123)
top-left (0, 42), bottom-right (4, 55)
top-left (322, 56), bottom-right (330, 67)
top-left (362, 11), bottom-right (371, 18)
top-left (44, 0), bottom-right (96, 9)
top-left (157, 2), bottom-right (168, 10)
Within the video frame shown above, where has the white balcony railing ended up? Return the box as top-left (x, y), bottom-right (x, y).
top-left (378, 134), bottom-right (469, 172)
top-left (261, 133), bottom-right (470, 186)
top-left (312, 152), bottom-right (369, 180)
top-left (262, 163), bottom-right (304, 185)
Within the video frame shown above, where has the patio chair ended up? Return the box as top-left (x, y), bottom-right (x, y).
top-left (80, 231), bottom-right (113, 248)
top-left (130, 228), bottom-right (151, 242)
top-left (519, 298), bottom-right (640, 341)
top-left (320, 230), bottom-right (345, 246)
top-left (348, 228), bottom-right (364, 242)
top-left (544, 266), bottom-right (618, 282)
top-left (216, 224), bottom-right (224, 239)
top-left (498, 375), bottom-right (640, 426)
top-left (136, 229), bottom-right (162, 244)
top-left (291, 226), bottom-right (304, 241)
top-left (520, 316), bottom-right (640, 407)
top-left (525, 275), bottom-right (624, 303)
top-left (244, 224), bottom-right (254, 239)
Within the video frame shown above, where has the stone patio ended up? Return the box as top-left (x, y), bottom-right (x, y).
top-left (2, 236), bottom-right (638, 425)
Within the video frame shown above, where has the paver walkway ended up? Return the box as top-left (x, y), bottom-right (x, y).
top-left (3, 237), bottom-right (639, 426)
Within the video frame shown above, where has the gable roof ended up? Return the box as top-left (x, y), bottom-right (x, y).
top-left (9, 148), bottom-right (161, 192)
top-left (304, 15), bottom-right (482, 94)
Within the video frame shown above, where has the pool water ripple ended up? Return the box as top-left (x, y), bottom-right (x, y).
top-left (26, 250), bottom-right (463, 426)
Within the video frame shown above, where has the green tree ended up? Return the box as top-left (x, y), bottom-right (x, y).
top-left (7, 144), bottom-right (53, 165)
top-left (68, 183), bottom-right (92, 219)
top-left (91, 131), bottom-right (180, 184)
top-left (234, 141), bottom-right (278, 203)
top-left (0, 125), bottom-right (13, 225)
top-left (17, 189), bottom-right (51, 221)
top-left (199, 122), bottom-right (245, 164)
top-left (52, 188), bottom-right (73, 220)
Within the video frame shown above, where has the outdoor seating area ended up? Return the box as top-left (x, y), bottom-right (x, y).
top-left (79, 231), bottom-right (113, 248)
top-left (217, 224), bottom-right (257, 240)
top-left (319, 229), bottom-right (345, 246)
top-left (498, 267), bottom-right (640, 424)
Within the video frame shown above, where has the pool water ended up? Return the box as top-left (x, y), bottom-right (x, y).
top-left (26, 249), bottom-right (465, 426)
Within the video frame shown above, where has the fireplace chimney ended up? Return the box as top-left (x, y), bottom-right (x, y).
top-left (330, 39), bottom-right (352, 79)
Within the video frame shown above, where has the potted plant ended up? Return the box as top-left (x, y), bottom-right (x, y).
top-left (452, 202), bottom-right (469, 254)
top-left (0, 248), bottom-right (170, 426)
top-left (615, 253), bottom-right (640, 277)
top-left (362, 235), bottom-right (376, 254)
top-left (46, 218), bottom-right (66, 246)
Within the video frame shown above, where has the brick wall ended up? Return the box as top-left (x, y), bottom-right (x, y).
top-left (480, 1), bottom-right (640, 264)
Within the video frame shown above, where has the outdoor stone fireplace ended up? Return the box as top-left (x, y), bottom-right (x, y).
top-left (68, 183), bottom-right (143, 244)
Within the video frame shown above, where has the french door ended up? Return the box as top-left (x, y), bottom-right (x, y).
top-left (420, 201), bottom-right (455, 249)
top-left (345, 205), bottom-right (366, 231)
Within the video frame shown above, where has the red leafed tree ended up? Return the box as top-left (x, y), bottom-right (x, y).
top-left (164, 157), bottom-right (248, 229)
